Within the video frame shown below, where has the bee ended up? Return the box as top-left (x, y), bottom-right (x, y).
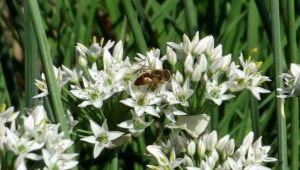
top-left (134, 69), bottom-right (171, 89)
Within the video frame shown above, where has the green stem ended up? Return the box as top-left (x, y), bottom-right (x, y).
top-left (287, 0), bottom-right (299, 169)
top-left (291, 97), bottom-right (299, 170)
top-left (122, 0), bottom-right (147, 54)
top-left (110, 153), bottom-right (118, 170)
top-left (271, 0), bottom-right (288, 169)
top-left (250, 95), bottom-right (259, 139)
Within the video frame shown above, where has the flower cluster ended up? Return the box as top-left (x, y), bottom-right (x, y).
top-left (146, 120), bottom-right (276, 170)
top-left (27, 32), bottom-right (276, 169)
top-left (0, 105), bottom-right (78, 170)
top-left (277, 63), bottom-right (300, 98)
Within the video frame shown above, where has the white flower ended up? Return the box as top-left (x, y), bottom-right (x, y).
top-left (227, 55), bottom-right (270, 100)
top-left (147, 145), bottom-right (183, 169)
top-left (34, 66), bottom-right (68, 98)
top-left (162, 106), bottom-right (186, 123)
top-left (42, 149), bottom-right (78, 170)
top-left (70, 77), bottom-right (111, 108)
top-left (62, 65), bottom-right (82, 83)
top-left (120, 85), bottom-right (161, 117)
top-left (81, 120), bottom-right (123, 158)
top-left (162, 78), bottom-right (194, 107)
top-left (135, 49), bottom-right (166, 70)
top-left (205, 77), bottom-right (234, 105)
top-left (118, 111), bottom-right (153, 136)
top-left (88, 39), bottom-right (115, 59)
top-left (6, 128), bottom-right (44, 161)
top-left (167, 32), bottom-right (214, 58)
top-left (277, 63), bottom-right (300, 98)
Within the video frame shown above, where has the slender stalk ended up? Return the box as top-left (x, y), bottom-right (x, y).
top-left (291, 97), bottom-right (299, 170)
top-left (287, 0), bottom-right (299, 169)
top-left (250, 96), bottom-right (259, 139)
top-left (271, 0), bottom-right (288, 169)
top-left (24, 0), bottom-right (38, 108)
top-left (27, 0), bottom-right (70, 137)
top-left (122, 0), bottom-right (148, 54)
top-left (110, 153), bottom-right (118, 170)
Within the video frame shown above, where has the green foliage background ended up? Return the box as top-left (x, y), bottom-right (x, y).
top-left (0, 0), bottom-right (299, 169)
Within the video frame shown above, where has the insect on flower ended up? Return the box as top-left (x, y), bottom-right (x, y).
top-left (134, 69), bottom-right (171, 89)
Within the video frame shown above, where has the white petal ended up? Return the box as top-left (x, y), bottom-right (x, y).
top-left (120, 98), bottom-right (136, 107)
top-left (93, 144), bottom-right (104, 158)
top-left (81, 136), bottom-right (97, 144)
top-left (78, 101), bottom-right (91, 108)
top-left (107, 131), bottom-right (124, 141)
top-left (117, 120), bottom-right (134, 129)
top-left (242, 131), bottom-right (254, 149)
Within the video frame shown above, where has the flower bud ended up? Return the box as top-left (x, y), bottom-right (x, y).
top-left (175, 71), bottom-right (184, 83)
top-left (220, 54), bottom-right (232, 71)
top-left (184, 53), bottom-right (194, 76)
top-left (183, 34), bottom-right (191, 54)
top-left (167, 47), bottom-right (177, 65)
top-left (197, 139), bottom-right (206, 158)
top-left (216, 135), bottom-right (230, 152)
top-left (183, 155), bottom-right (193, 167)
top-left (225, 139), bottom-right (235, 156)
top-left (192, 63), bottom-right (202, 82)
top-left (205, 131), bottom-right (218, 151)
top-left (113, 41), bottom-right (123, 62)
top-left (187, 141), bottom-right (196, 156)
top-left (78, 55), bottom-right (87, 67)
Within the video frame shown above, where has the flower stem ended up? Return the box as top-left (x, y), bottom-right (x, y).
top-left (291, 97), bottom-right (299, 170)
top-left (110, 152), bottom-right (118, 170)
top-left (271, 0), bottom-right (288, 169)
top-left (287, 0), bottom-right (299, 169)
top-left (250, 95), bottom-right (259, 139)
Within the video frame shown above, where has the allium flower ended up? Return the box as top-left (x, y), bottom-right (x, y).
top-left (62, 65), bottom-right (83, 83)
top-left (0, 106), bottom-right (19, 150)
top-left (162, 78), bottom-right (194, 107)
top-left (205, 76), bottom-right (234, 105)
top-left (6, 128), bottom-right (44, 162)
top-left (120, 85), bottom-right (161, 117)
top-left (227, 54), bottom-right (270, 100)
top-left (118, 111), bottom-right (153, 136)
top-left (162, 106), bottom-right (186, 123)
top-left (277, 63), bottom-right (300, 98)
top-left (167, 32), bottom-right (214, 59)
top-left (70, 77), bottom-right (112, 108)
top-left (81, 120), bottom-right (123, 158)
top-left (146, 145), bottom-right (183, 170)
top-left (134, 49), bottom-right (166, 70)
top-left (34, 66), bottom-right (68, 98)
top-left (42, 149), bottom-right (78, 170)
